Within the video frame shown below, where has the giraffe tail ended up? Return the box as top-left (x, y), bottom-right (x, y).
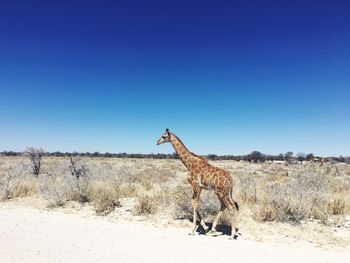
top-left (234, 201), bottom-right (239, 211)
top-left (229, 182), bottom-right (239, 211)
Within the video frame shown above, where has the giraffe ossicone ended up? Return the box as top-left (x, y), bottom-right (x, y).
top-left (157, 129), bottom-right (240, 239)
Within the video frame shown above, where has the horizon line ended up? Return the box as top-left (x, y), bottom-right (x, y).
top-left (1, 149), bottom-right (349, 158)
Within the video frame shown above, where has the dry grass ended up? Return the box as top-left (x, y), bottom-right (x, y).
top-left (0, 156), bottom-right (349, 228)
top-left (88, 182), bottom-right (120, 214)
top-left (0, 161), bottom-right (37, 200)
top-left (134, 195), bottom-right (158, 215)
top-left (171, 160), bottom-right (350, 228)
top-left (12, 179), bottom-right (37, 198)
top-left (245, 166), bottom-right (350, 223)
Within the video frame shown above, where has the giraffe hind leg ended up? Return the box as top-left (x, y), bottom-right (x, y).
top-left (222, 197), bottom-right (239, 240)
top-left (208, 200), bottom-right (225, 236)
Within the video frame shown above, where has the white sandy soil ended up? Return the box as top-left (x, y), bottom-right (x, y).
top-left (0, 204), bottom-right (349, 263)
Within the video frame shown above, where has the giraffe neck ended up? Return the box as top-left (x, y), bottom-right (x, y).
top-left (170, 133), bottom-right (204, 169)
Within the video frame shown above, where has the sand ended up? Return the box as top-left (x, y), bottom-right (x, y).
top-left (0, 204), bottom-right (349, 263)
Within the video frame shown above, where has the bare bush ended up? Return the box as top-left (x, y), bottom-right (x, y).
top-left (68, 156), bottom-right (90, 202)
top-left (24, 147), bottom-right (45, 176)
top-left (69, 156), bottom-right (88, 179)
top-left (172, 182), bottom-right (193, 219)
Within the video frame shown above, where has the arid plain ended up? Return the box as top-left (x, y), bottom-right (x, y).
top-left (0, 156), bottom-right (349, 262)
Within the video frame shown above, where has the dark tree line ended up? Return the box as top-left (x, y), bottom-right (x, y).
top-left (0, 150), bottom-right (178, 159)
top-left (1, 150), bottom-right (349, 164)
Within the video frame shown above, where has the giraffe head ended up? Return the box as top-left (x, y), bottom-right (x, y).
top-left (156, 129), bottom-right (171, 145)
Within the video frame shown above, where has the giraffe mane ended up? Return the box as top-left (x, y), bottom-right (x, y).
top-left (171, 133), bottom-right (208, 163)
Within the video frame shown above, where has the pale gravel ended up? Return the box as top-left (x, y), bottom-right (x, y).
top-left (0, 206), bottom-right (349, 263)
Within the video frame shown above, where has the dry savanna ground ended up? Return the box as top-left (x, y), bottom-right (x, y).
top-left (0, 155), bottom-right (350, 248)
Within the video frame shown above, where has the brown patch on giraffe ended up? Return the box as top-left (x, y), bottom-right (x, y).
top-left (198, 163), bottom-right (206, 169)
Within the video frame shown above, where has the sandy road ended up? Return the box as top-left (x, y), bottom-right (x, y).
top-left (0, 205), bottom-right (348, 263)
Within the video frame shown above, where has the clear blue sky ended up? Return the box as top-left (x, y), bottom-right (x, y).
top-left (1, 1), bottom-right (349, 156)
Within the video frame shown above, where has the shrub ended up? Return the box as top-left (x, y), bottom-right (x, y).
top-left (88, 182), bottom-right (119, 215)
top-left (68, 156), bottom-right (90, 202)
top-left (12, 179), bottom-right (36, 198)
top-left (252, 167), bottom-right (350, 223)
top-left (134, 195), bottom-right (158, 215)
top-left (39, 174), bottom-right (75, 207)
top-left (328, 196), bottom-right (346, 215)
top-left (24, 147), bottom-right (45, 176)
top-left (0, 163), bottom-right (36, 200)
top-left (172, 182), bottom-right (193, 219)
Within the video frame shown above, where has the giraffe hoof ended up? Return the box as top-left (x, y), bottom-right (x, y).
top-left (234, 228), bottom-right (242, 236)
top-left (229, 234), bottom-right (239, 240)
top-left (208, 230), bottom-right (222, 236)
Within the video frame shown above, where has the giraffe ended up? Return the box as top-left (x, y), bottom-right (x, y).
top-left (157, 129), bottom-right (240, 239)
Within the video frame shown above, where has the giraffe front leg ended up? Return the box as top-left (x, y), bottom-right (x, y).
top-left (189, 187), bottom-right (201, 235)
top-left (197, 210), bottom-right (209, 233)
top-left (189, 199), bottom-right (198, 235)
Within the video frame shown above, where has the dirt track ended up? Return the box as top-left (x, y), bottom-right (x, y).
top-left (0, 205), bottom-right (348, 263)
